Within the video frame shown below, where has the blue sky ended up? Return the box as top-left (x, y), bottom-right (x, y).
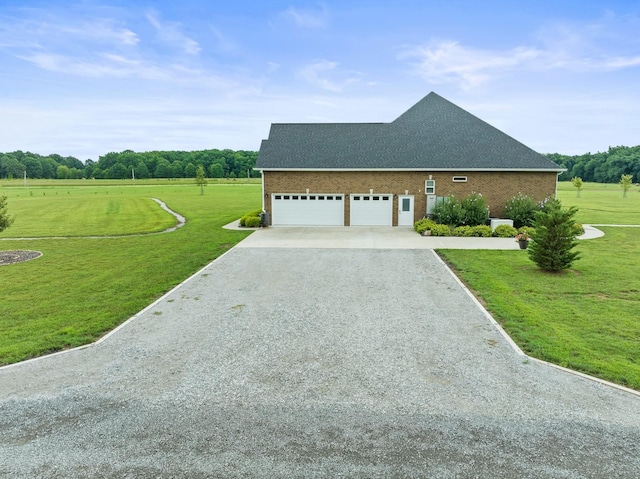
top-left (1, 0), bottom-right (639, 161)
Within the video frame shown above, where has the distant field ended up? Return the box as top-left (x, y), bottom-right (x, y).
top-left (557, 180), bottom-right (640, 224)
top-left (0, 181), bottom-right (261, 365)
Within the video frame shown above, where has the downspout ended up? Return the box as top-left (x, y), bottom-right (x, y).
top-left (260, 170), bottom-right (265, 211)
top-left (555, 169), bottom-right (565, 198)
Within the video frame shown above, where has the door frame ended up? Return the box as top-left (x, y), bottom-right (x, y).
top-left (398, 195), bottom-right (414, 226)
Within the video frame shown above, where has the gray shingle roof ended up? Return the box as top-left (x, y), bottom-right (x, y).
top-left (256, 92), bottom-right (562, 171)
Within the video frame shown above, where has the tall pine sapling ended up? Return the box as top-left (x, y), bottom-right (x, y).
top-left (0, 195), bottom-right (15, 232)
top-left (528, 198), bottom-right (580, 272)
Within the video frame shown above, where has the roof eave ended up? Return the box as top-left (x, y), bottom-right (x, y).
top-left (255, 167), bottom-right (565, 173)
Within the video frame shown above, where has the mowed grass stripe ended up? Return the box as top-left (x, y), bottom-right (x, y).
top-left (1, 190), bottom-right (176, 237)
top-left (0, 184), bottom-right (259, 365)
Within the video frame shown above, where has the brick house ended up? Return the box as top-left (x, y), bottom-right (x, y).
top-left (255, 92), bottom-right (563, 226)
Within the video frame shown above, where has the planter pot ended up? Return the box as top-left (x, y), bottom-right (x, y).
top-left (518, 239), bottom-right (529, 249)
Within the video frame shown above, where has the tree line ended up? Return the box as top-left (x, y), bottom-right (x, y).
top-left (0, 149), bottom-right (259, 180)
top-left (2, 145), bottom-right (638, 183)
top-left (548, 145), bottom-right (640, 183)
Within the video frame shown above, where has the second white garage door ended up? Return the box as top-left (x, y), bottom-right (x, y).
top-left (271, 194), bottom-right (344, 226)
top-left (350, 194), bottom-right (393, 226)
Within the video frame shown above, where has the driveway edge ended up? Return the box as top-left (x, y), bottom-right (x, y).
top-left (0, 246), bottom-right (238, 372)
top-left (432, 249), bottom-right (640, 398)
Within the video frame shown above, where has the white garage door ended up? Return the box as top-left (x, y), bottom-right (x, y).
top-left (271, 194), bottom-right (344, 226)
top-left (350, 194), bottom-right (393, 226)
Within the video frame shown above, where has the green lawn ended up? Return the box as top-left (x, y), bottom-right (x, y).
top-left (557, 180), bottom-right (640, 224)
top-left (439, 182), bottom-right (640, 390)
top-left (0, 182), bottom-right (260, 364)
top-left (0, 192), bottom-right (176, 237)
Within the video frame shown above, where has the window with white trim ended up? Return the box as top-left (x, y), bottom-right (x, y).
top-left (452, 176), bottom-right (467, 182)
top-left (425, 180), bottom-right (436, 194)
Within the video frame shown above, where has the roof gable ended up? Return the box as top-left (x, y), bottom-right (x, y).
top-left (256, 92), bottom-right (562, 171)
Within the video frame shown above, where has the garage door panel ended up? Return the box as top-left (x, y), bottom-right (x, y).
top-left (272, 194), bottom-right (344, 226)
top-left (350, 194), bottom-right (393, 226)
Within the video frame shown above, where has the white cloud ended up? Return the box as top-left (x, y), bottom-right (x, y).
top-left (282, 5), bottom-right (328, 28)
top-left (0, 12), bottom-right (139, 49)
top-left (298, 60), bottom-right (360, 92)
top-left (401, 33), bottom-right (640, 90)
top-left (146, 11), bottom-right (201, 55)
top-left (58, 21), bottom-right (140, 46)
top-left (400, 40), bottom-right (541, 89)
top-left (17, 51), bottom-right (169, 80)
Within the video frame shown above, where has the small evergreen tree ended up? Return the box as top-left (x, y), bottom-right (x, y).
top-left (528, 199), bottom-right (580, 272)
top-left (195, 165), bottom-right (208, 195)
top-left (0, 195), bottom-right (15, 232)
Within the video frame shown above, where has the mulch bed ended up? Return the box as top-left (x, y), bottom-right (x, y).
top-left (0, 250), bottom-right (43, 266)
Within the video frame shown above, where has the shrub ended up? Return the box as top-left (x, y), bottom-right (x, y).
top-left (414, 218), bottom-right (437, 234)
top-left (493, 224), bottom-right (518, 237)
top-left (528, 200), bottom-right (581, 272)
top-left (244, 216), bottom-right (262, 228)
top-left (0, 195), bottom-right (15, 233)
top-left (470, 225), bottom-right (492, 237)
top-left (430, 224), bottom-right (451, 236)
top-left (504, 193), bottom-right (539, 228)
top-left (431, 196), bottom-right (465, 226)
top-left (460, 192), bottom-right (489, 226)
top-left (518, 226), bottom-right (535, 236)
top-left (572, 223), bottom-right (585, 236)
top-left (240, 209), bottom-right (262, 227)
top-left (432, 193), bottom-right (489, 227)
top-left (452, 225), bottom-right (472, 237)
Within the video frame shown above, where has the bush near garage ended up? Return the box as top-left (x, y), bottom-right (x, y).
top-left (414, 218), bottom-right (437, 234)
top-left (452, 225), bottom-right (473, 237)
top-left (239, 209), bottom-right (262, 227)
top-left (429, 224), bottom-right (451, 236)
top-left (504, 193), bottom-right (541, 228)
top-left (493, 224), bottom-right (518, 237)
top-left (469, 225), bottom-right (492, 237)
top-left (431, 196), bottom-right (465, 226)
top-left (432, 193), bottom-right (489, 227)
top-left (460, 192), bottom-right (490, 226)
top-left (244, 216), bottom-right (262, 227)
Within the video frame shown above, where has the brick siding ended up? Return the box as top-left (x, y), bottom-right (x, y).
top-left (263, 170), bottom-right (558, 226)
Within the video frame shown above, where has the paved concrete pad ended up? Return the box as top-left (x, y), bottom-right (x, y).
top-left (232, 224), bottom-right (604, 249)
top-left (1, 245), bottom-right (637, 478)
top-left (235, 226), bottom-right (524, 249)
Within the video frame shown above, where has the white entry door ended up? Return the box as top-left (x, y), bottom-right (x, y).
top-left (398, 195), bottom-right (414, 226)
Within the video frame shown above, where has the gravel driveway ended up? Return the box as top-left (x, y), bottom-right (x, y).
top-left (1, 247), bottom-right (639, 478)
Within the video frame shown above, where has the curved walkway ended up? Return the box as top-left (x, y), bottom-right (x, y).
top-left (0, 198), bottom-right (185, 241)
top-left (1, 236), bottom-right (639, 476)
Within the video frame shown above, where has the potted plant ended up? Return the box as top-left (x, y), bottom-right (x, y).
top-left (515, 232), bottom-right (530, 249)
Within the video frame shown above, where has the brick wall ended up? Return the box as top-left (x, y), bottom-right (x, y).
top-left (263, 170), bottom-right (558, 225)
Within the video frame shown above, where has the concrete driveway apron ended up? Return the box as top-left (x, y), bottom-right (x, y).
top-left (1, 227), bottom-right (638, 478)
